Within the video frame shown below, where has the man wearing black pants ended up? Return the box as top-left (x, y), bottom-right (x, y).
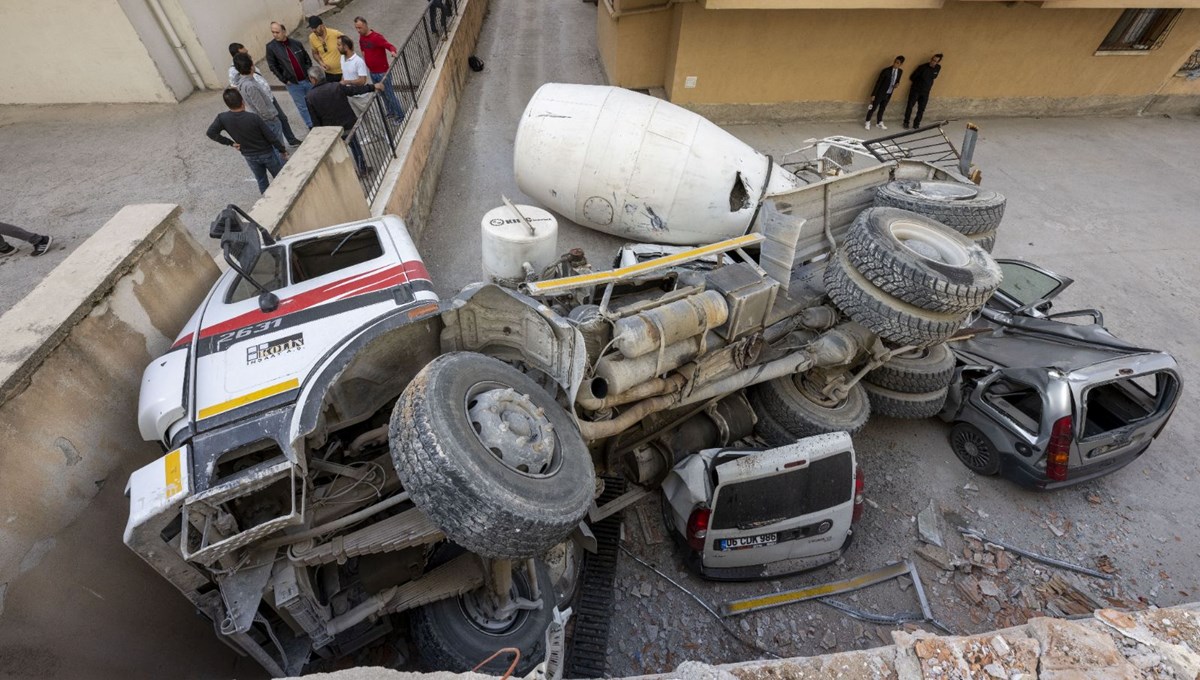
top-left (0, 223), bottom-right (52, 256)
top-left (905, 54), bottom-right (943, 129)
top-left (865, 56), bottom-right (904, 131)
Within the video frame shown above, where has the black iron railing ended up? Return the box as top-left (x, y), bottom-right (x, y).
top-left (345, 0), bottom-right (460, 202)
top-left (861, 122), bottom-right (962, 172)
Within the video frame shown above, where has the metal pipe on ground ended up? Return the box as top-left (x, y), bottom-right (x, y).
top-left (576, 374), bottom-right (687, 411)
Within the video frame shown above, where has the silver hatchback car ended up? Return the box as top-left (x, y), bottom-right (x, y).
top-left (941, 260), bottom-right (1182, 490)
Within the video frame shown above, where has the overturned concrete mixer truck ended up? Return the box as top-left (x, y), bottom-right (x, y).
top-left (124, 84), bottom-right (1005, 676)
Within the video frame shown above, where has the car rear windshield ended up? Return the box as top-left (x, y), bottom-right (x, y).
top-left (1081, 371), bottom-right (1179, 439)
top-left (710, 451), bottom-right (852, 531)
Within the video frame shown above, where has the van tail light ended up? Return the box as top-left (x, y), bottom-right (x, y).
top-left (852, 465), bottom-right (866, 524)
top-left (686, 506), bottom-right (711, 552)
top-left (1046, 416), bottom-right (1073, 482)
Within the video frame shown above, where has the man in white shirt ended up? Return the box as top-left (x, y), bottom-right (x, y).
top-left (337, 36), bottom-right (371, 85)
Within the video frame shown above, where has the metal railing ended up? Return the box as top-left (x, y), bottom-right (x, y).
top-left (345, 0), bottom-right (460, 202)
top-left (861, 122), bottom-right (962, 172)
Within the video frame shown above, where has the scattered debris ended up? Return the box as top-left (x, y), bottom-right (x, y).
top-left (1096, 555), bottom-right (1117, 575)
top-left (1047, 521), bottom-right (1066, 537)
top-left (916, 544), bottom-right (960, 571)
top-left (720, 561), bottom-right (911, 617)
top-left (1039, 575), bottom-right (1104, 617)
top-left (957, 527), bottom-right (1113, 580)
top-left (957, 575), bottom-right (984, 606)
top-left (1087, 494), bottom-right (1102, 505)
top-left (979, 579), bottom-right (1003, 598)
top-left (918, 500), bottom-right (944, 547)
top-left (963, 483), bottom-right (979, 492)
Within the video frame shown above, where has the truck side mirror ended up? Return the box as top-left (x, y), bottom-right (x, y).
top-left (258, 292), bottom-right (280, 313)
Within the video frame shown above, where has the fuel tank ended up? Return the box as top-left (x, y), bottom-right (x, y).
top-left (514, 84), bottom-right (800, 245)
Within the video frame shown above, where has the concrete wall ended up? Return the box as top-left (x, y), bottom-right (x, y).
top-left (596, 0), bottom-right (672, 90)
top-left (375, 0), bottom-right (490, 242)
top-left (598, 1), bottom-right (1200, 121)
top-left (0, 0), bottom-right (181, 104)
top-left (250, 126), bottom-right (372, 238)
top-left (0, 0), bottom-right (302, 104)
top-left (0, 205), bottom-right (250, 678)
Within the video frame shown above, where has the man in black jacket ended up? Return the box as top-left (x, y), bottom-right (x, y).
top-left (864, 56), bottom-right (904, 132)
top-left (904, 54), bottom-right (943, 129)
top-left (207, 89), bottom-right (289, 194)
top-left (304, 66), bottom-right (383, 171)
top-left (266, 22), bottom-right (315, 128)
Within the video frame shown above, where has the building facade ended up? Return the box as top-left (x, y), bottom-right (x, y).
top-left (0, 0), bottom-right (319, 104)
top-left (597, 0), bottom-right (1200, 121)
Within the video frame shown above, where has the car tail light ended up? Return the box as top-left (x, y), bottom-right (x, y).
top-left (686, 506), bottom-right (711, 552)
top-left (1046, 416), bottom-right (1073, 482)
top-left (852, 465), bottom-right (866, 523)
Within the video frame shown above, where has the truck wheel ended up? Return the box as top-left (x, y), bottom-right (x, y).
top-left (863, 382), bottom-right (948, 420)
top-left (866, 344), bottom-right (955, 393)
top-left (390, 352), bottom-right (595, 560)
top-left (874, 180), bottom-right (1006, 236)
top-left (750, 377), bottom-right (870, 439)
top-left (824, 252), bottom-right (966, 347)
top-left (411, 560), bottom-right (554, 675)
top-left (949, 422), bottom-right (1002, 476)
top-left (842, 208), bottom-right (1002, 315)
top-left (754, 408), bottom-right (799, 447)
top-left (970, 230), bottom-right (997, 253)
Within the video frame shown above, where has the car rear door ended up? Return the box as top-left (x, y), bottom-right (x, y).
top-left (1069, 354), bottom-right (1181, 469)
top-left (702, 433), bottom-right (855, 569)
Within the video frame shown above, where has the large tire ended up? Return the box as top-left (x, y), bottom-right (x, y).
top-left (970, 230), bottom-right (997, 253)
top-left (874, 180), bottom-right (1006, 236)
top-left (411, 559), bottom-right (554, 674)
top-left (749, 377), bottom-right (871, 439)
top-left (866, 344), bottom-right (955, 393)
top-left (390, 352), bottom-right (595, 560)
top-left (842, 208), bottom-right (1002, 315)
top-left (824, 252), bottom-right (966, 347)
top-left (863, 382), bottom-right (948, 420)
top-left (949, 422), bottom-right (1002, 476)
top-left (754, 407), bottom-right (798, 447)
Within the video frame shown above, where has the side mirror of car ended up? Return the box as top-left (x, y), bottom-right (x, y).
top-left (210, 205), bottom-right (282, 310)
top-left (258, 292), bottom-right (280, 313)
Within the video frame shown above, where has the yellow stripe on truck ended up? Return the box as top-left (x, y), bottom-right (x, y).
top-left (164, 449), bottom-right (182, 499)
top-left (198, 378), bottom-right (300, 420)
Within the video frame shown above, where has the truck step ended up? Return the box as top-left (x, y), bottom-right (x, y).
top-left (288, 508), bottom-right (444, 566)
top-left (564, 477), bottom-right (626, 678)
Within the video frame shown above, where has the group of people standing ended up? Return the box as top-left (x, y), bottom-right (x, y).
top-left (864, 53), bottom-right (943, 131)
top-left (207, 15), bottom-right (409, 194)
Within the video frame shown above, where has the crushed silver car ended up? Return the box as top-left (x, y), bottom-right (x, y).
top-left (941, 260), bottom-right (1182, 489)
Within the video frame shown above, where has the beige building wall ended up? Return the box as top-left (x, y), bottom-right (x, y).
top-left (599, 0), bottom-right (1200, 121)
top-left (0, 0), bottom-right (301, 104)
top-left (596, 0), bottom-right (672, 90)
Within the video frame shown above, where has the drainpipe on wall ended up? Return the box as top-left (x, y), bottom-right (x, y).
top-left (145, 0), bottom-right (206, 91)
top-left (603, 0), bottom-right (692, 19)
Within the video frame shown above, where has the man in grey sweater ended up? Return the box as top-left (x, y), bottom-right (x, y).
top-left (232, 53), bottom-right (290, 150)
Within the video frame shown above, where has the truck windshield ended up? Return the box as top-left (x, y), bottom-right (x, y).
top-left (710, 451), bottom-right (852, 531)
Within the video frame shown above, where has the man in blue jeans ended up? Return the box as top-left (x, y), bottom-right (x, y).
top-left (206, 89), bottom-right (290, 194)
top-left (266, 21), bottom-right (315, 128)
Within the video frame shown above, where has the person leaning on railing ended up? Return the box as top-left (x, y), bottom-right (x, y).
top-left (354, 16), bottom-right (405, 123)
top-left (303, 66), bottom-right (384, 173)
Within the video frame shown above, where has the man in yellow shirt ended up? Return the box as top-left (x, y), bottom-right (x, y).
top-left (307, 16), bottom-right (344, 82)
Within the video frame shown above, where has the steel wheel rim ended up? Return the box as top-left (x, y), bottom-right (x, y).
top-left (458, 574), bottom-right (531, 636)
top-left (904, 180), bottom-right (979, 201)
top-left (466, 381), bottom-right (560, 477)
top-left (890, 218), bottom-right (970, 266)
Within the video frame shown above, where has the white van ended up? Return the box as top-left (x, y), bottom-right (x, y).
top-left (661, 432), bottom-right (864, 580)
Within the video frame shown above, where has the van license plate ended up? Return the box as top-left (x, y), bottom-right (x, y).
top-left (718, 533), bottom-right (777, 550)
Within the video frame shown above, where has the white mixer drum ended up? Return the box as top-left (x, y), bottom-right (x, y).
top-left (514, 83), bottom-right (799, 246)
top-left (481, 204), bottom-right (559, 282)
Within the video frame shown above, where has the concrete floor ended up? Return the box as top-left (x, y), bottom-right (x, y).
top-left (2, 0), bottom-right (1199, 674)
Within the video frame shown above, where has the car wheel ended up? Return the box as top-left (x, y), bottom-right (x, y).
top-left (866, 344), bottom-right (955, 393)
top-left (411, 559), bottom-right (554, 675)
top-left (824, 251), bottom-right (966, 347)
top-left (750, 376), bottom-right (871, 439)
top-left (863, 382), bottom-right (948, 420)
top-left (874, 180), bottom-right (1006, 236)
top-left (390, 352), bottom-right (595, 560)
top-left (949, 422), bottom-right (1002, 476)
top-left (840, 207), bottom-right (1003, 316)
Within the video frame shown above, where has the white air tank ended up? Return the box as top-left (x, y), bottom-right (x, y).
top-left (514, 83), bottom-right (800, 246)
top-left (481, 204), bottom-right (559, 282)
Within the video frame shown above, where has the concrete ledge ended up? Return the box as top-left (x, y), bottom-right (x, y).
top-left (251, 126), bottom-right (371, 238)
top-left (373, 0), bottom-right (490, 242)
top-left (0, 205), bottom-right (239, 677)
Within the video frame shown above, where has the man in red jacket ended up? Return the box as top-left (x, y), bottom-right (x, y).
top-left (354, 17), bottom-right (405, 122)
